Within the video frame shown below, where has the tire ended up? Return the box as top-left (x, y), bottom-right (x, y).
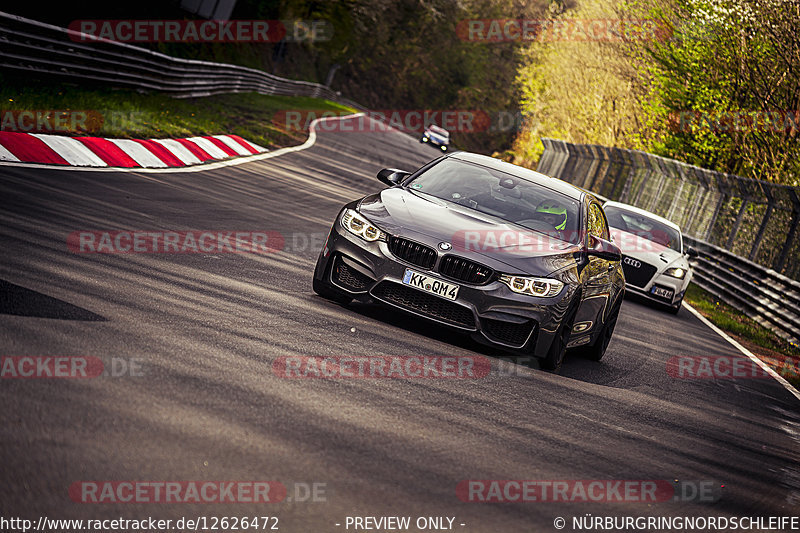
top-left (540, 321), bottom-right (570, 371)
top-left (578, 300), bottom-right (621, 362)
top-left (312, 268), bottom-right (352, 305)
top-left (540, 298), bottom-right (580, 372)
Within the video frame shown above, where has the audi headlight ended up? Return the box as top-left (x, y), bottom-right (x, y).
top-left (340, 209), bottom-right (386, 242)
top-left (664, 267), bottom-right (686, 279)
top-left (499, 274), bottom-right (564, 297)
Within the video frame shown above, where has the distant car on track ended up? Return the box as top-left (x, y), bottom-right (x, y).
top-left (603, 201), bottom-right (698, 314)
top-left (313, 152), bottom-right (626, 370)
top-left (420, 124), bottom-right (450, 151)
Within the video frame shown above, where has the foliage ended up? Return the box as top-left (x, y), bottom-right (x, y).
top-left (0, 74), bottom-right (353, 149)
top-left (509, 0), bottom-right (800, 186)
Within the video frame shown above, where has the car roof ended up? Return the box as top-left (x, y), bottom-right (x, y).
top-left (447, 152), bottom-right (586, 201)
top-left (602, 200), bottom-right (682, 232)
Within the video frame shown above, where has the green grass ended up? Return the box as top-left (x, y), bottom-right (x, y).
top-left (685, 283), bottom-right (800, 387)
top-left (0, 74), bottom-right (356, 149)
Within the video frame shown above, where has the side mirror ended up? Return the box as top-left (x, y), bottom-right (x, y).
top-left (587, 235), bottom-right (622, 261)
top-left (377, 168), bottom-right (411, 186)
top-left (686, 246), bottom-right (699, 258)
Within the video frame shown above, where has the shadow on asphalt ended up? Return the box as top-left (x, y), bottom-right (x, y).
top-left (316, 296), bottom-right (630, 375)
top-left (0, 280), bottom-right (106, 321)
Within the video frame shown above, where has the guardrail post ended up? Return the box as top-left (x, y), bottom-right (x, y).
top-left (561, 142), bottom-right (579, 184)
top-left (551, 139), bottom-right (570, 179)
top-left (619, 150), bottom-right (642, 203)
top-left (681, 166), bottom-right (707, 236)
top-left (705, 171), bottom-right (729, 243)
top-left (774, 205), bottom-right (800, 273)
top-left (583, 144), bottom-right (603, 190)
top-left (725, 194), bottom-right (749, 251)
top-left (537, 138), bottom-right (555, 175)
top-left (666, 162), bottom-right (688, 223)
top-left (588, 145), bottom-right (611, 192)
top-left (749, 188), bottom-right (774, 261)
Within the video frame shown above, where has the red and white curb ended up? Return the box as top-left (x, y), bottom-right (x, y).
top-left (0, 113), bottom-right (364, 173)
top-left (0, 132), bottom-right (266, 169)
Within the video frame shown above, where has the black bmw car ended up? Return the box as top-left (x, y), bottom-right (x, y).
top-left (313, 152), bottom-right (625, 370)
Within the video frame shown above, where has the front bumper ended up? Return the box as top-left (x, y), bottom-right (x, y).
top-left (621, 257), bottom-right (689, 307)
top-left (420, 134), bottom-right (449, 149)
top-left (314, 220), bottom-right (576, 358)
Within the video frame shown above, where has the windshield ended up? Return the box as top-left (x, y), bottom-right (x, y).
top-left (604, 206), bottom-right (682, 252)
top-left (428, 125), bottom-right (449, 137)
top-left (406, 158), bottom-right (582, 244)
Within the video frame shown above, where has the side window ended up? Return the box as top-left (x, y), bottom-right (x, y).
top-left (588, 203), bottom-right (610, 240)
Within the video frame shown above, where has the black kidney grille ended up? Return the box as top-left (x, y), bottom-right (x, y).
top-left (621, 257), bottom-right (658, 288)
top-left (388, 237), bottom-right (437, 269)
top-left (438, 255), bottom-right (494, 285)
top-left (372, 282), bottom-right (475, 328)
top-left (332, 257), bottom-right (373, 291)
top-left (482, 318), bottom-right (535, 347)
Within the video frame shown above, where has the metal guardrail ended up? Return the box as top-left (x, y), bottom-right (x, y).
top-left (537, 138), bottom-right (800, 280)
top-left (684, 235), bottom-right (800, 347)
top-left (0, 11), bottom-right (363, 109)
top-left (538, 138), bottom-right (800, 347)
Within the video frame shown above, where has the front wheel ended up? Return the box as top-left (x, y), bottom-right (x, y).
top-left (540, 318), bottom-right (572, 371)
top-left (577, 301), bottom-right (621, 362)
top-left (667, 298), bottom-right (683, 315)
top-left (312, 265), bottom-right (352, 305)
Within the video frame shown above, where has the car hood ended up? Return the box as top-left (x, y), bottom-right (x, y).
top-left (358, 188), bottom-right (580, 277)
top-left (610, 228), bottom-right (690, 271)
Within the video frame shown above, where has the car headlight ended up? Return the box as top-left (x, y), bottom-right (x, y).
top-left (340, 209), bottom-right (386, 242)
top-left (664, 267), bottom-right (686, 279)
top-left (499, 274), bottom-right (564, 297)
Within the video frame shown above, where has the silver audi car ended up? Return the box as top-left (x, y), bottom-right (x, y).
top-left (603, 201), bottom-right (698, 314)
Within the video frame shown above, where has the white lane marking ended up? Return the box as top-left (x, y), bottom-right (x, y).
top-left (151, 139), bottom-right (202, 165)
top-left (0, 113), bottom-right (365, 173)
top-left (107, 139), bottom-right (167, 168)
top-left (186, 137), bottom-right (229, 159)
top-left (0, 142), bottom-right (20, 161)
top-left (30, 134), bottom-right (107, 167)
top-left (685, 302), bottom-right (800, 402)
top-left (212, 135), bottom-right (253, 156)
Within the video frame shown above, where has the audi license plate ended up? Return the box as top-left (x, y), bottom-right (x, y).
top-left (402, 269), bottom-right (459, 300)
top-left (651, 286), bottom-right (674, 299)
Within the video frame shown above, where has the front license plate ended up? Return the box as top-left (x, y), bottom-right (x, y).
top-left (402, 269), bottom-right (459, 301)
top-left (651, 286), bottom-right (674, 299)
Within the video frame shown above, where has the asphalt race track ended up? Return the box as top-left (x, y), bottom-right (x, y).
top-left (1, 117), bottom-right (798, 532)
